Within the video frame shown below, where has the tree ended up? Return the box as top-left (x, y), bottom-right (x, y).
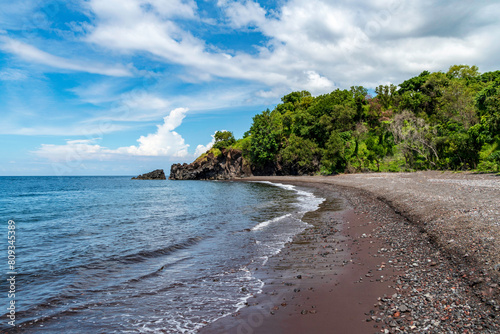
top-left (213, 131), bottom-right (236, 150)
top-left (281, 91), bottom-right (311, 105)
top-left (321, 131), bottom-right (354, 173)
top-left (397, 91), bottom-right (432, 115)
top-left (437, 80), bottom-right (477, 129)
top-left (475, 79), bottom-right (500, 142)
top-left (447, 65), bottom-right (479, 80)
top-left (375, 84), bottom-right (397, 109)
top-left (350, 86), bottom-right (369, 121)
top-left (365, 129), bottom-right (393, 171)
top-left (397, 71), bottom-right (431, 94)
top-left (249, 110), bottom-right (281, 166)
top-left (390, 110), bottom-right (439, 168)
top-left (280, 134), bottom-right (319, 175)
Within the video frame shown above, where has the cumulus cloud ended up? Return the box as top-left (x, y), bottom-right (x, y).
top-left (115, 108), bottom-right (189, 157)
top-left (0, 36), bottom-right (132, 77)
top-left (34, 108), bottom-right (190, 161)
top-left (194, 139), bottom-right (214, 157)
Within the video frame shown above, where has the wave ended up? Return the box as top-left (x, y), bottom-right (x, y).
top-left (110, 236), bottom-right (204, 264)
top-left (0, 255), bottom-right (196, 330)
top-left (17, 236), bottom-right (205, 289)
top-left (251, 181), bottom-right (325, 216)
top-left (251, 213), bottom-right (292, 231)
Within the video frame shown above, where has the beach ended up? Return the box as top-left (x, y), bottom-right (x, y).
top-left (201, 172), bottom-right (500, 333)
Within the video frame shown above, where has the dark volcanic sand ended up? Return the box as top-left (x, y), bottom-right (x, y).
top-left (201, 172), bottom-right (500, 334)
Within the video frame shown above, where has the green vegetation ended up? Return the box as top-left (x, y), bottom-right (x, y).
top-left (212, 131), bottom-right (236, 150)
top-left (194, 147), bottom-right (222, 164)
top-left (206, 65), bottom-right (500, 174)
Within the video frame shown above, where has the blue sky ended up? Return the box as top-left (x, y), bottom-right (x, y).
top-left (1, 0), bottom-right (499, 176)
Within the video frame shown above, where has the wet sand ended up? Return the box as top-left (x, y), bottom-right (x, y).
top-left (201, 172), bottom-right (500, 333)
top-left (201, 181), bottom-right (400, 334)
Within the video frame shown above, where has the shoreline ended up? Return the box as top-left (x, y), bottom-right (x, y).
top-left (201, 172), bottom-right (500, 333)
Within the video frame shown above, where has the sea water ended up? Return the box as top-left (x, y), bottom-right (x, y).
top-left (0, 176), bottom-right (323, 333)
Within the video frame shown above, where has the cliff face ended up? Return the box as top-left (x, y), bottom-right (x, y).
top-left (169, 148), bottom-right (252, 180)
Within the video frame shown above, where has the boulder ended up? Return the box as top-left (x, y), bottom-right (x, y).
top-left (132, 169), bottom-right (166, 180)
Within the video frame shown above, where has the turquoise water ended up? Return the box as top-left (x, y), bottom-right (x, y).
top-left (0, 177), bottom-right (323, 333)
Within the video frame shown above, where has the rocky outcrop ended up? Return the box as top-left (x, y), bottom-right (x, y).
top-left (169, 148), bottom-right (252, 180)
top-left (132, 169), bottom-right (166, 180)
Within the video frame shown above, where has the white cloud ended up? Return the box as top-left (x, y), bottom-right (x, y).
top-left (148, 0), bottom-right (198, 18)
top-left (115, 108), bottom-right (189, 157)
top-left (219, 0), bottom-right (267, 28)
top-left (303, 71), bottom-right (334, 92)
top-left (83, 0), bottom-right (334, 94)
top-left (0, 123), bottom-right (128, 136)
top-left (122, 92), bottom-right (170, 113)
top-left (2, 0), bottom-right (500, 99)
top-left (82, 0), bottom-right (500, 95)
top-left (0, 36), bottom-right (133, 77)
top-left (82, 92), bottom-right (172, 123)
top-left (85, 0), bottom-right (205, 67)
top-left (33, 108), bottom-right (190, 161)
top-left (34, 139), bottom-right (109, 162)
top-left (0, 1), bottom-right (41, 31)
top-left (0, 68), bottom-right (28, 81)
top-left (194, 132), bottom-right (217, 157)
top-left (69, 81), bottom-right (124, 105)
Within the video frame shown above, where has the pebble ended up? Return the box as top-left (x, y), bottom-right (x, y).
top-left (334, 173), bottom-right (500, 333)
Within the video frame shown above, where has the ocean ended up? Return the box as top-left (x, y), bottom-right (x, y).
top-left (0, 176), bottom-right (323, 333)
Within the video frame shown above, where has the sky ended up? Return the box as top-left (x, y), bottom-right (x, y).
top-left (0, 0), bottom-right (499, 176)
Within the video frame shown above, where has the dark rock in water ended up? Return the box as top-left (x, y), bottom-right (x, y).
top-left (169, 148), bottom-right (252, 180)
top-left (132, 169), bottom-right (166, 180)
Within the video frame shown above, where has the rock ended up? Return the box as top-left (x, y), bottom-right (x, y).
top-left (132, 169), bottom-right (166, 180)
top-left (424, 293), bottom-right (433, 301)
top-left (169, 148), bottom-right (252, 180)
top-left (470, 278), bottom-right (484, 287)
top-left (399, 305), bottom-right (409, 312)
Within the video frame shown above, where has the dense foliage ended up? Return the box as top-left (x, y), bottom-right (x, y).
top-left (212, 131), bottom-right (236, 150)
top-left (214, 65), bottom-right (500, 174)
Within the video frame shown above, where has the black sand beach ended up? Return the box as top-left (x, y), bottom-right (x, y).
top-left (201, 172), bottom-right (500, 333)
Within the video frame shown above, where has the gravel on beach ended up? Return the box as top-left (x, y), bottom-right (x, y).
top-left (242, 171), bottom-right (500, 333)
